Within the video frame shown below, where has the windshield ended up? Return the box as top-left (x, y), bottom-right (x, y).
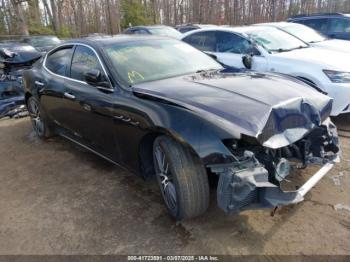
top-left (247, 27), bottom-right (308, 52)
top-left (28, 36), bottom-right (61, 47)
top-left (105, 39), bottom-right (222, 85)
top-left (281, 24), bottom-right (326, 43)
top-left (148, 27), bottom-right (182, 39)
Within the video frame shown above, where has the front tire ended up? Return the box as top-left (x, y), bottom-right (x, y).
top-left (27, 96), bottom-right (54, 139)
top-left (153, 136), bottom-right (209, 220)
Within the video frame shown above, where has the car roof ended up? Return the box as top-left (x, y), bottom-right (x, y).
top-left (181, 25), bottom-right (273, 39)
top-left (0, 42), bottom-right (34, 49)
top-left (181, 26), bottom-right (243, 39)
top-left (63, 34), bottom-right (174, 47)
top-left (22, 35), bottom-right (59, 39)
top-left (127, 25), bottom-right (174, 30)
top-left (254, 22), bottom-right (293, 28)
top-left (290, 13), bottom-right (350, 20)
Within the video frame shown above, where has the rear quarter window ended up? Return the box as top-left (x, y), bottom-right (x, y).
top-left (45, 47), bottom-right (73, 76)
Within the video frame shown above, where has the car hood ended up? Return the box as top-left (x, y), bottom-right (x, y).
top-left (272, 47), bottom-right (350, 70)
top-left (132, 71), bottom-right (333, 149)
top-left (314, 39), bottom-right (350, 53)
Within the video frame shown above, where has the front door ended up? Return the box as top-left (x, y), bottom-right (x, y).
top-left (213, 31), bottom-right (269, 71)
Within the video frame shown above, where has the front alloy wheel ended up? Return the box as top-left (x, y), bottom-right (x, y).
top-left (153, 136), bottom-right (209, 220)
top-left (154, 144), bottom-right (178, 215)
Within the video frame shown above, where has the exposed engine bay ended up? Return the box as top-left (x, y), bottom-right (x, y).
top-left (0, 47), bottom-right (41, 119)
top-left (211, 118), bottom-right (340, 213)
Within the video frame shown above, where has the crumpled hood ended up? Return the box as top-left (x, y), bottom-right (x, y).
top-left (133, 71), bottom-right (333, 148)
top-left (273, 47), bottom-right (350, 70)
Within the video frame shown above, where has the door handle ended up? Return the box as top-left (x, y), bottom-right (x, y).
top-left (35, 80), bottom-right (45, 86)
top-left (64, 92), bottom-right (75, 100)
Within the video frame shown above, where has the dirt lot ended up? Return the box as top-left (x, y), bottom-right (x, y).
top-left (0, 117), bottom-right (349, 255)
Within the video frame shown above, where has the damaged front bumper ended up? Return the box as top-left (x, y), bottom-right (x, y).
top-left (213, 156), bottom-right (339, 213)
top-left (211, 118), bottom-right (340, 214)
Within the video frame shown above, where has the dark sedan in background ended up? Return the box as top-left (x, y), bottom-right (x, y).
top-left (123, 25), bottom-right (182, 39)
top-left (21, 35), bottom-right (61, 53)
top-left (175, 23), bottom-right (217, 33)
top-left (23, 36), bottom-right (339, 220)
top-left (288, 13), bottom-right (350, 40)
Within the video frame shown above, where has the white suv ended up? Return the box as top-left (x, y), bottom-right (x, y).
top-left (256, 22), bottom-right (350, 53)
top-left (182, 26), bottom-right (350, 116)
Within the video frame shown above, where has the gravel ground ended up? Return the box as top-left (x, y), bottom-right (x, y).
top-left (0, 117), bottom-right (349, 255)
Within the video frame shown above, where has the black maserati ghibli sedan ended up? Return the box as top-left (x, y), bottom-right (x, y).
top-left (23, 36), bottom-right (340, 220)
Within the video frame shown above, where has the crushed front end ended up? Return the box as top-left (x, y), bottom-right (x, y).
top-left (0, 51), bottom-right (40, 119)
top-left (211, 118), bottom-right (340, 213)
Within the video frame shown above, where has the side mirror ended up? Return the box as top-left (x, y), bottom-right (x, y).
top-left (242, 54), bottom-right (253, 69)
top-left (203, 51), bottom-right (218, 61)
top-left (84, 69), bottom-right (112, 90)
top-left (84, 69), bottom-right (101, 86)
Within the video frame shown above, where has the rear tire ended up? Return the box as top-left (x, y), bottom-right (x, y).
top-left (153, 136), bottom-right (209, 220)
top-left (27, 96), bottom-right (54, 139)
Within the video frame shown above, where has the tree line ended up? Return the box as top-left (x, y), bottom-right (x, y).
top-left (1, 0), bottom-right (350, 38)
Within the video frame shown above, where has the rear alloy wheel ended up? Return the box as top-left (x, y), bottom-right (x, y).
top-left (153, 136), bottom-right (209, 220)
top-left (27, 96), bottom-right (54, 139)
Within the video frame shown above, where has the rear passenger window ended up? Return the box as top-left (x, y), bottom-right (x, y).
top-left (301, 18), bottom-right (328, 32)
top-left (330, 18), bottom-right (350, 33)
top-left (45, 47), bottom-right (73, 76)
top-left (183, 31), bottom-right (217, 52)
top-left (70, 45), bottom-right (103, 81)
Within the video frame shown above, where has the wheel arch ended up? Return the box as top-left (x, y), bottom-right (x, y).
top-left (138, 126), bottom-right (209, 180)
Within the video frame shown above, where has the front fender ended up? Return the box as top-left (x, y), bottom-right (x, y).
top-left (127, 94), bottom-right (236, 166)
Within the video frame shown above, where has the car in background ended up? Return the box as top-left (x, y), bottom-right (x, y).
top-left (21, 35), bottom-right (61, 53)
top-left (0, 43), bottom-right (41, 118)
top-left (175, 23), bottom-right (217, 33)
top-left (182, 26), bottom-right (350, 116)
top-left (23, 36), bottom-right (339, 220)
top-left (256, 22), bottom-right (350, 53)
top-left (123, 25), bottom-right (182, 39)
top-left (288, 13), bottom-right (350, 40)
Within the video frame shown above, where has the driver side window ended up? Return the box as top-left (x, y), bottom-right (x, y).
top-left (329, 18), bottom-right (350, 33)
top-left (216, 31), bottom-right (259, 55)
top-left (70, 45), bottom-right (104, 82)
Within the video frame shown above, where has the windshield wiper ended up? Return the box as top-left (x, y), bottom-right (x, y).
top-left (270, 48), bottom-right (293, 53)
top-left (195, 68), bottom-right (220, 74)
top-left (271, 46), bottom-right (307, 53)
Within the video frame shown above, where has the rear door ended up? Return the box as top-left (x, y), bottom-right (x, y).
top-left (63, 44), bottom-right (117, 159)
top-left (40, 45), bottom-right (74, 127)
